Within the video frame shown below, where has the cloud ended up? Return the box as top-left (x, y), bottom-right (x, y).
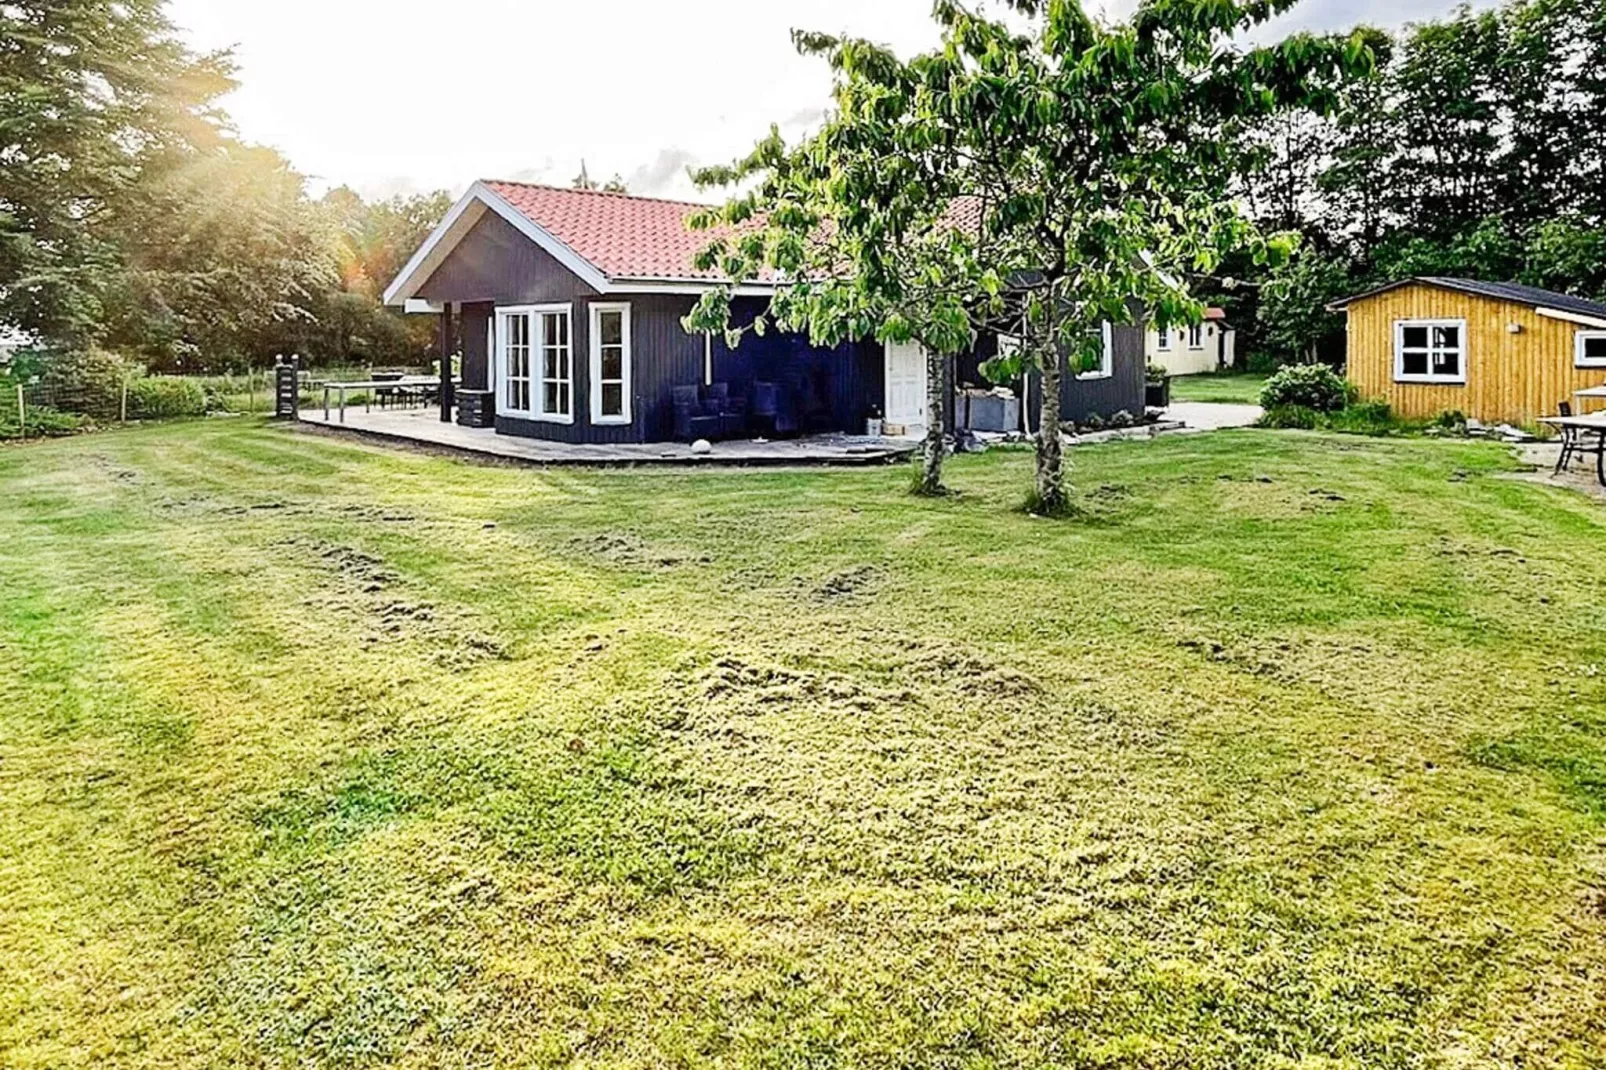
top-left (506, 158), bottom-right (560, 187)
top-left (624, 148), bottom-right (702, 198)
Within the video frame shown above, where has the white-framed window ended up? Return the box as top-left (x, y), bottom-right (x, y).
top-left (589, 302), bottom-right (632, 424)
top-left (496, 307), bottom-right (533, 415)
top-left (1156, 326), bottom-right (1171, 350)
top-left (1393, 319), bottom-right (1466, 384)
top-left (1576, 330), bottom-right (1606, 368)
top-left (1076, 322), bottom-right (1114, 380)
top-left (497, 304), bottom-right (573, 421)
top-left (1188, 323), bottom-right (1204, 349)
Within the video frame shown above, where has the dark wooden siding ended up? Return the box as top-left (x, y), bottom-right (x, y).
top-left (1059, 323), bottom-right (1146, 423)
top-left (417, 211), bottom-right (598, 305)
top-left (711, 297), bottom-right (884, 434)
top-left (459, 301), bottom-right (493, 391)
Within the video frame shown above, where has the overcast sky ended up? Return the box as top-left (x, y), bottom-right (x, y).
top-left (167, 0), bottom-right (1489, 205)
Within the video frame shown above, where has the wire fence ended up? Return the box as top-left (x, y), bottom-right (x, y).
top-left (2, 361), bottom-right (444, 439)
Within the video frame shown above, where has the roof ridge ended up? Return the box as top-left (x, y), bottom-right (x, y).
top-left (481, 178), bottom-right (713, 210)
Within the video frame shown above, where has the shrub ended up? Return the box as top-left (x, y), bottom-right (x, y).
top-left (1108, 409), bottom-right (1135, 428)
top-left (0, 402), bottom-right (87, 439)
top-left (1259, 364), bottom-right (1348, 412)
top-left (128, 376), bottom-right (207, 420)
top-left (37, 348), bottom-right (136, 421)
top-left (1145, 363), bottom-right (1168, 384)
top-left (1259, 404), bottom-right (1320, 429)
top-left (1324, 400), bottom-right (1397, 435)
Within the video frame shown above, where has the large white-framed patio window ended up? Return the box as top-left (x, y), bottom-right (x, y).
top-left (497, 304), bottom-right (573, 421)
top-left (589, 302), bottom-right (632, 425)
top-left (1576, 329), bottom-right (1606, 368)
top-left (1394, 319), bottom-right (1466, 384)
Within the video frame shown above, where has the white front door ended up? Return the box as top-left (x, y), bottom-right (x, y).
top-left (884, 340), bottom-right (927, 435)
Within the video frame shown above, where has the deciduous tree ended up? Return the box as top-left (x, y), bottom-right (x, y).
top-left (694, 0), bottom-right (1367, 512)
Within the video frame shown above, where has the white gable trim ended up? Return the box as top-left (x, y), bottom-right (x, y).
top-left (382, 181), bottom-right (781, 306)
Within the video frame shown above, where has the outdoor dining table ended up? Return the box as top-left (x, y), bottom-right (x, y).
top-left (1538, 411), bottom-right (1606, 485)
top-left (1573, 384), bottom-right (1606, 412)
top-left (319, 376), bottom-right (440, 422)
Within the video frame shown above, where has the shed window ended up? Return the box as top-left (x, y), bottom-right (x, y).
top-left (590, 303), bottom-right (632, 424)
top-left (1577, 330), bottom-right (1606, 368)
top-left (1156, 326), bottom-right (1171, 350)
top-left (1076, 322), bottom-right (1114, 380)
top-left (1394, 319), bottom-right (1466, 384)
top-left (1187, 324), bottom-right (1204, 349)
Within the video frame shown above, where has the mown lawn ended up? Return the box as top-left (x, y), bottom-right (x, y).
top-left (2, 419), bottom-right (1604, 1069)
top-left (1170, 372), bottom-right (1268, 404)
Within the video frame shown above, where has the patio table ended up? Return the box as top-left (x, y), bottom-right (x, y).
top-left (319, 377), bottom-right (441, 423)
top-left (1538, 412), bottom-right (1606, 485)
top-left (1573, 384), bottom-right (1606, 412)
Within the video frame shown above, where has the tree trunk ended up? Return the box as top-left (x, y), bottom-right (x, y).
top-left (916, 345), bottom-right (947, 495)
top-left (1035, 344), bottom-right (1065, 513)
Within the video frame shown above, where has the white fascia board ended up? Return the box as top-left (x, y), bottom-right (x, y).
top-left (1537, 306), bottom-right (1606, 329)
top-left (403, 299), bottom-right (443, 315)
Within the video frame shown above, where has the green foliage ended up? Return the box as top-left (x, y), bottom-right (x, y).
top-left (1259, 403), bottom-right (1321, 429)
top-left (690, 0), bottom-right (1368, 510)
top-left (0, 4), bottom-right (448, 373)
top-left (37, 348), bottom-right (138, 421)
top-left (1146, 363), bottom-right (1169, 384)
top-left (1229, 0), bottom-right (1606, 357)
top-left (0, 400), bottom-right (86, 440)
top-left (127, 376), bottom-right (206, 420)
top-left (1323, 398), bottom-right (1397, 434)
top-left (1260, 364), bottom-right (1350, 412)
top-left (0, 0), bottom-right (234, 343)
top-left (1262, 395), bottom-right (1426, 435)
top-left (1433, 409), bottom-right (1469, 431)
top-left (1256, 251), bottom-right (1354, 365)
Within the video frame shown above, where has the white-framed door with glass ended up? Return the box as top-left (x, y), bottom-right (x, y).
top-left (884, 340), bottom-right (927, 436)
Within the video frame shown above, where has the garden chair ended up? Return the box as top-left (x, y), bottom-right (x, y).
top-left (705, 382), bottom-right (749, 437)
top-left (372, 370), bottom-right (404, 409)
top-left (750, 381), bottom-right (797, 437)
top-left (672, 385), bottom-right (720, 442)
top-left (1553, 401), bottom-right (1604, 474)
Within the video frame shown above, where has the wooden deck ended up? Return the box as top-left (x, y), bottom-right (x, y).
top-left (295, 407), bottom-right (918, 467)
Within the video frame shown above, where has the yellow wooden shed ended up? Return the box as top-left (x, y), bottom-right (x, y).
top-left (1329, 277), bottom-right (1606, 426)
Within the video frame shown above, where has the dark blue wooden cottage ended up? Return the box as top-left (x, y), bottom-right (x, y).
top-left (383, 180), bottom-right (1146, 443)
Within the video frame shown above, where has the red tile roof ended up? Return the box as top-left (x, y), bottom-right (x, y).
top-left (483, 180), bottom-right (733, 282)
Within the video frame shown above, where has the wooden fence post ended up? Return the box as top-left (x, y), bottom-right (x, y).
top-left (273, 355), bottom-right (301, 419)
top-left (16, 383), bottom-right (24, 438)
